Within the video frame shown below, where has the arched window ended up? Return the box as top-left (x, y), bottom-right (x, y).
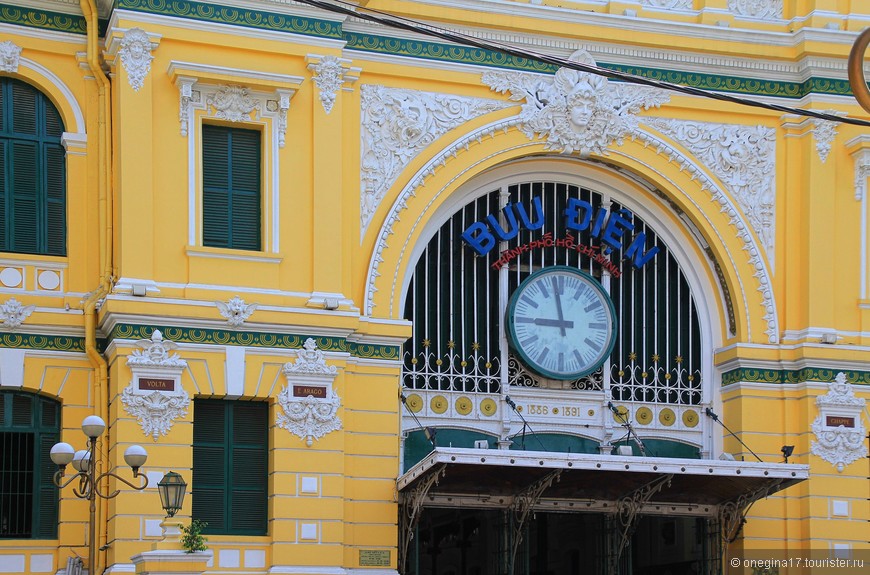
top-left (403, 179), bottom-right (703, 405)
top-left (0, 78), bottom-right (66, 256)
top-left (0, 391), bottom-right (60, 539)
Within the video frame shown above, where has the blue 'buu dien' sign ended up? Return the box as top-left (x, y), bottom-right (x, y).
top-left (461, 197), bottom-right (659, 269)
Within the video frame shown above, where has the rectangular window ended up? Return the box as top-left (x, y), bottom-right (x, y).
top-left (192, 399), bottom-right (268, 535)
top-left (201, 125), bottom-right (262, 251)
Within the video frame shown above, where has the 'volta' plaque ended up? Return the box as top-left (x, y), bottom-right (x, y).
top-left (138, 377), bottom-right (176, 392)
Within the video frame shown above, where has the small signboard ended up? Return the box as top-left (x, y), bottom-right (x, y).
top-left (359, 549), bottom-right (390, 567)
top-left (826, 415), bottom-right (855, 428)
top-left (138, 377), bottom-right (176, 392)
top-left (293, 385), bottom-right (327, 398)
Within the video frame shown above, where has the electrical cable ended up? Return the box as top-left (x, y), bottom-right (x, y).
top-left (704, 407), bottom-right (763, 463)
top-left (505, 395), bottom-right (548, 452)
top-left (607, 401), bottom-right (648, 456)
top-left (400, 392), bottom-right (437, 448)
top-left (294, 0), bottom-right (870, 128)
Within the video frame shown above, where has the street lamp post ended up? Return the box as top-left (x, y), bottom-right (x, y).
top-left (49, 415), bottom-right (149, 574)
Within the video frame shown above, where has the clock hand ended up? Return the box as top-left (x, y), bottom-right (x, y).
top-left (533, 318), bottom-right (574, 329)
top-left (552, 276), bottom-right (567, 336)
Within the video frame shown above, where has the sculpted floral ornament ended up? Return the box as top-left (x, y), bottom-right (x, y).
top-left (647, 118), bottom-right (776, 264)
top-left (309, 55), bottom-right (344, 114)
top-left (482, 48), bottom-right (670, 157)
top-left (207, 85), bottom-right (260, 122)
top-left (119, 28), bottom-right (154, 92)
top-left (216, 296), bottom-right (257, 327)
top-left (639, 0), bottom-right (692, 8)
top-left (810, 372), bottom-right (867, 472)
top-left (126, 330), bottom-right (187, 368)
top-left (360, 85), bottom-right (510, 234)
top-left (284, 338), bottom-right (337, 376)
top-left (812, 113), bottom-right (840, 164)
top-left (0, 40), bottom-right (22, 73)
top-left (121, 387), bottom-right (190, 442)
top-left (276, 338), bottom-right (341, 446)
top-left (0, 297), bottom-right (35, 329)
top-left (728, 0), bottom-right (782, 19)
top-left (123, 330), bottom-right (189, 441)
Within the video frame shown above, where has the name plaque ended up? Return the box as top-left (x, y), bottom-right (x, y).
top-left (138, 377), bottom-right (176, 392)
top-left (293, 385), bottom-right (327, 398)
top-left (826, 416), bottom-right (855, 428)
top-left (359, 549), bottom-right (390, 567)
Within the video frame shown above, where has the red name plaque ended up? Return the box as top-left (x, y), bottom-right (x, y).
top-left (138, 377), bottom-right (176, 392)
top-left (826, 416), bottom-right (855, 428)
top-left (293, 385), bottom-right (327, 398)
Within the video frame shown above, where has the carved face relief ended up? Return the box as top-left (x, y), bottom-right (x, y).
top-left (119, 28), bottom-right (154, 92)
top-left (482, 48), bottom-right (669, 157)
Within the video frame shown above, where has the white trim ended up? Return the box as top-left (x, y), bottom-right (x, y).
top-left (0, 21), bottom-right (85, 45)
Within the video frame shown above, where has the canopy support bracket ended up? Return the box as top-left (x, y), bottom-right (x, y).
top-left (508, 468), bottom-right (563, 574)
top-left (611, 473), bottom-right (674, 574)
top-left (719, 478), bottom-right (784, 544)
top-left (398, 463), bottom-right (446, 574)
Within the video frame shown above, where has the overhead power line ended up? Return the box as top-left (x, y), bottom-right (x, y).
top-left (295, 0), bottom-right (870, 128)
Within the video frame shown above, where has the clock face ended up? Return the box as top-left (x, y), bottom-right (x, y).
top-left (506, 266), bottom-right (617, 380)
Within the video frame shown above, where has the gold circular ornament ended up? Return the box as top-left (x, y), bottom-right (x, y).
top-left (659, 408), bottom-right (676, 426)
top-left (405, 394), bottom-right (423, 413)
top-left (480, 398), bottom-right (498, 417)
top-left (682, 410), bottom-right (699, 428)
top-left (455, 396), bottom-right (473, 415)
top-left (430, 395), bottom-right (448, 414)
top-left (588, 409), bottom-right (595, 416)
top-left (552, 408), bottom-right (559, 414)
top-left (611, 405), bottom-right (629, 423)
top-left (635, 407), bottom-right (653, 425)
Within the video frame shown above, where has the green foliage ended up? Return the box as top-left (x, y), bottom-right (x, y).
top-left (180, 519), bottom-right (208, 553)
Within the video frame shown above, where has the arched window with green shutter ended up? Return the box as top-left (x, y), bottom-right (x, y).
top-left (0, 391), bottom-right (60, 539)
top-left (0, 78), bottom-right (67, 256)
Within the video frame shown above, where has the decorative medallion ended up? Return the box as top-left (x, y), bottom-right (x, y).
top-left (635, 407), bottom-right (653, 425)
top-left (118, 28), bottom-right (154, 92)
top-left (405, 393), bottom-right (423, 413)
top-left (0, 297), bottom-right (35, 329)
top-left (611, 404), bottom-right (629, 423)
top-left (122, 330), bottom-right (189, 441)
top-left (482, 48), bottom-right (670, 157)
top-left (455, 396), bottom-right (473, 416)
top-left (480, 398), bottom-right (497, 416)
top-left (430, 395), bottom-right (448, 414)
top-left (276, 338), bottom-right (342, 446)
top-left (0, 40), bottom-right (22, 73)
top-left (215, 296), bottom-right (257, 327)
top-left (207, 85), bottom-right (260, 122)
top-left (682, 410), bottom-right (699, 428)
top-left (659, 408), bottom-right (676, 426)
top-left (360, 85), bottom-right (510, 235)
top-left (810, 372), bottom-right (868, 472)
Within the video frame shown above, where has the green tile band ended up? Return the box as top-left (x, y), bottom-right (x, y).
top-left (722, 367), bottom-right (870, 386)
top-left (0, 4), bottom-right (87, 34)
top-left (114, 0), bottom-right (342, 38)
top-left (0, 332), bottom-right (85, 352)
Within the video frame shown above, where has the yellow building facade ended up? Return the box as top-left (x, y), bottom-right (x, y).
top-left (0, 1), bottom-right (868, 574)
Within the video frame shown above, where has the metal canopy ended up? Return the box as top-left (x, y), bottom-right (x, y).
top-left (397, 448), bottom-right (808, 572)
top-left (398, 447), bottom-right (808, 513)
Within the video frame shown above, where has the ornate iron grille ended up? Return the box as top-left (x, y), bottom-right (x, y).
top-left (402, 181), bottom-right (703, 404)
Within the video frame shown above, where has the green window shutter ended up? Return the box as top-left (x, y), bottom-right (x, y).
top-left (0, 78), bottom-right (66, 256)
top-left (192, 399), bottom-right (228, 532)
top-left (202, 125), bottom-right (261, 251)
top-left (11, 141), bottom-right (39, 254)
top-left (193, 399), bottom-right (268, 535)
top-left (33, 432), bottom-right (59, 538)
top-left (229, 402), bottom-right (267, 534)
top-left (10, 82), bottom-right (37, 136)
top-left (44, 143), bottom-right (66, 256)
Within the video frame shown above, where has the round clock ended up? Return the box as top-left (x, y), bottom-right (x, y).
top-left (506, 266), bottom-right (617, 380)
